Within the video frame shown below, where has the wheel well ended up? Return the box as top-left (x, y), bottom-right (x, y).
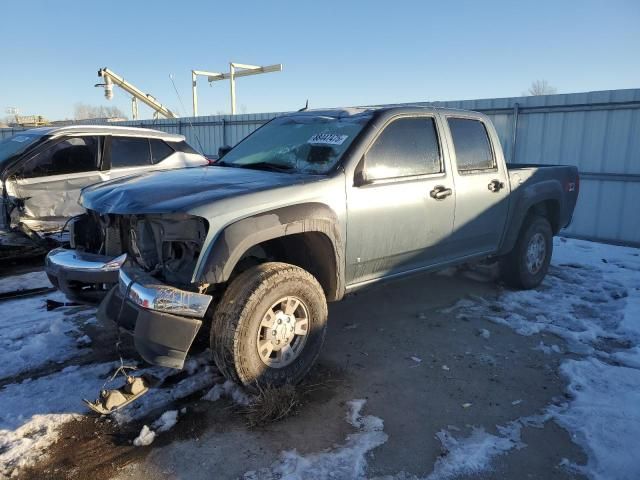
top-left (230, 232), bottom-right (338, 301)
top-left (528, 199), bottom-right (560, 234)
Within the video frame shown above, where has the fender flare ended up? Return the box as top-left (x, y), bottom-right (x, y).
top-left (499, 179), bottom-right (563, 255)
top-left (197, 203), bottom-right (345, 300)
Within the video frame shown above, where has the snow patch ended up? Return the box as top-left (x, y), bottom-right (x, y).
top-left (421, 414), bottom-right (546, 480)
top-left (443, 238), bottom-right (640, 480)
top-left (133, 410), bottom-right (180, 447)
top-left (243, 399), bottom-right (387, 479)
top-left (0, 291), bottom-right (94, 380)
top-left (202, 379), bottom-right (253, 406)
top-left (551, 358), bottom-right (640, 480)
top-left (428, 427), bottom-right (517, 479)
top-left (0, 270), bottom-right (51, 294)
top-left (0, 362), bottom-right (116, 476)
top-left (133, 425), bottom-right (156, 446)
top-left (152, 410), bottom-right (179, 433)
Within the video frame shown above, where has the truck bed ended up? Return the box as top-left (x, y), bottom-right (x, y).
top-left (506, 162), bottom-right (580, 234)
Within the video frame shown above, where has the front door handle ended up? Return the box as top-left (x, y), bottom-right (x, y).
top-left (430, 185), bottom-right (453, 200)
top-left (488, 179), bottom-right (505, 192)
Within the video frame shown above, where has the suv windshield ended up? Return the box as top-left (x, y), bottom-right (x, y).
top-left (218, 113), bottom-right (371, 174)
top-left (0, 133), bottom-right (45, 169)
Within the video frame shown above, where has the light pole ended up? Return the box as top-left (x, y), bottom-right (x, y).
top-left (191, 62), bottom-right (283, 116)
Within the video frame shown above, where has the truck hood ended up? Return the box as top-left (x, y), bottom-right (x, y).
top-left (80, 166), bottom-right (319, 214)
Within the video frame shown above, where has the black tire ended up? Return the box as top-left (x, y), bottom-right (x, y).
top-left (500, 215), bottom-right (553, 289)
top-left (210, 262), bottom-right (328, 389)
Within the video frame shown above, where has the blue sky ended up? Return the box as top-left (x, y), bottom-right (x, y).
top-left (1, 0), bottom-right (639, 120)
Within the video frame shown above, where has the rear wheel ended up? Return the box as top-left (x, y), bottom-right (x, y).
top-left (210, 262), bottom-right (328, 389)
top-left (500, 215), bottom-right (553, 289)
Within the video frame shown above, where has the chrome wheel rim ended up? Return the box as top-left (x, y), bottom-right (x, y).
top-left (256, 296), bottom-right (310, 368)
top-left (526, 233), bottom-right (546, 275)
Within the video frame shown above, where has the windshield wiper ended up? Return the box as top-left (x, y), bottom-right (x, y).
top-left (233, 162), bottom-right (295, 173)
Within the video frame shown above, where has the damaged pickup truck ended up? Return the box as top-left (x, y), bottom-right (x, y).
top-left (0, 126), bottom-right (207, 258)
top-left (46, 106), bottom-right (579, 390)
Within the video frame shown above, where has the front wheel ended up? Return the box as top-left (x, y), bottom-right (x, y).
top-left (210, 262), bottom-right (328, 389)
top-left (499, 215), bottom-right (553, 289)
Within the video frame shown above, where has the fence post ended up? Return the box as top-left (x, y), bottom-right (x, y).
top-left (222, 118), bottom-right (227, 146)
top-left (511, 102), bottom-right (520, 163)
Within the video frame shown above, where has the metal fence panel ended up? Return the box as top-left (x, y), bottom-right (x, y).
top-left (1, 89), bottom-right (639, 245)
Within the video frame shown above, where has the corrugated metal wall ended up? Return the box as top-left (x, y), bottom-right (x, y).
top-left (421, 89), bottom-right (640, 246)
top-left (2, 89), bottom-right (639, 245)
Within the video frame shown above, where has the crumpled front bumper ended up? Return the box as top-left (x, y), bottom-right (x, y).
top-left (45, 248), bottom-right (127, 303)
top-left (97, 264), bottom-right (213, 369)
top-left (47, 248), bottom-right (213, 369)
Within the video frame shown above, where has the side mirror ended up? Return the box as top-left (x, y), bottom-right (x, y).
top-left (218, 145), bottom-right (232, 158)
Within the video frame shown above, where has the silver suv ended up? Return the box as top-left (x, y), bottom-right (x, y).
top-left (0, 125), bottom-right (207, 254)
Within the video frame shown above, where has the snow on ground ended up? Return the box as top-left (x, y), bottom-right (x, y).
top-left (1, 237), bottom-right (638, 479)
top-left (0, 362), bottom-right (117, 476)
top-left (441, 237), bottom-right (640, 480)
top-left (0, 270), bottom-right (51, 294)
top-left (0, 290), bottom-right (94, 381)
top-left (153, 410), bottom-right (179, 432)
top-left (0, 287), bottom-right (217, 476)
top-left (551, 358), bottom-right (640, 480)
top-left (239, 238), bottom-right (639, 480)
top-left (243, 399), bottom-right (388, 480)
top-left (422, 414), bottom-right (550, 480)
top-left (133, 425), bottom-right (156, 447)
top-left (132, 410), bottom-right (181, 447)
top-left (202, 379), bottom-right (253, 406)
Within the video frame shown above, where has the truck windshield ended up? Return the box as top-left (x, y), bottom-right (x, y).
top-left (0, 133), bottom-right (45, 169)
top-left (218, 114), bottom-right (371, 174)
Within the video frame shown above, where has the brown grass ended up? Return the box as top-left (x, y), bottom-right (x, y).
top-left (241, 383), bottom-right (301, 428)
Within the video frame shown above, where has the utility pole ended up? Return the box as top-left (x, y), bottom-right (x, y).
top-left (191, 62), bottom-right (282, 116)
top-left (229, 63), bottom-right (236, 115)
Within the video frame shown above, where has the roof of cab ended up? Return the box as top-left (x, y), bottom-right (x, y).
top-left (23, 125), bottom-right (186, 142)
top-left (282, 104), bottom-right (485, 120)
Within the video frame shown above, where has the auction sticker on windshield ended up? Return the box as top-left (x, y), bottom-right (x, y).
top-left (308, 133), bottom-right (348, 145)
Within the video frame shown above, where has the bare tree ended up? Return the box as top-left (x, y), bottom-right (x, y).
top-left (526, 80), bottom-right (557, 96)
top-left (74, 103), bottom-right (127, 120)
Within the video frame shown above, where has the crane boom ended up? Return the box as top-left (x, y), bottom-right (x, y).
top-left (97, 67), bottom-right (178, 119)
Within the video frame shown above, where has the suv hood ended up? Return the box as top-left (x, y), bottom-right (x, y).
top-left (80, 166), bottom-right (318, 214)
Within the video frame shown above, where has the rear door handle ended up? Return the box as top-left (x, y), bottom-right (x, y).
top-left (430, 185), bottom-right (453, 200)
top-left (488, 179), bottom-right (505, 192)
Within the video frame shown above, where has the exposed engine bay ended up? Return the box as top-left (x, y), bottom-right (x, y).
top-left (71, 210), bottom-right (209, 289)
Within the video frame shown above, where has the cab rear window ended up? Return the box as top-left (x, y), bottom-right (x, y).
top-left (448, 118), bottom-right (495, 172)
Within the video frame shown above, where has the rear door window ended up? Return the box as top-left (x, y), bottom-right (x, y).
top-left (447, 118), bottom-right (495, 172)
top-left (110, 137), bottom-right (151, 168)
top-left (18, 136), bottom-right (100, 178)
top-left (150, 139), bottom-right (174, 164)
top-left (365, 117), bottom-right (441, 181)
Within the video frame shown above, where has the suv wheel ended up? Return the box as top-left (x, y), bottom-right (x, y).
top-left (500, 215), bottom-right (553, 289)
top-left (210, 262), bottom-right (328, 389)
